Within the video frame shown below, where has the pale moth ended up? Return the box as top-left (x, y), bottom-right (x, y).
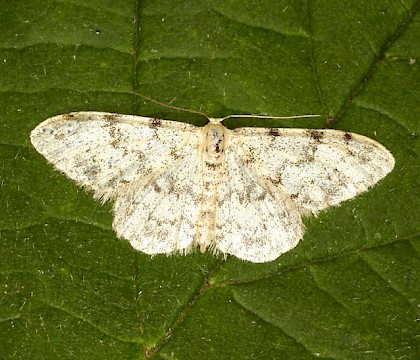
top-left (30, 110), bottom-right (395, 263)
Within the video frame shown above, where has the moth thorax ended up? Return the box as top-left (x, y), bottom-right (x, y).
top-left (205, 124), bottom-right (226, 157)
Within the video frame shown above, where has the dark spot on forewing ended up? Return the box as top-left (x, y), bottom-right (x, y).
top-left (169, 149), bottom-right (181, 161)
top-left (151, 118), bottom-right (162, 127)
top-left (245, 185), bottom-right (253, 202)
top-left (62, 113), bottom-right (75, 120)
top-left (307, 130), bottom-right (325, 142)
top-left (344, 132), bottom-right (352, 141)
top-left (347, 149), bottom-right (356, 157)
top-left (54, 131), bottom-right (66, 140)
top-left (111, 139), bottom-right (120, 148)
top-left (103, 114), bottom-right (119, 121)
top-left (272, 174), bottom-right (283, 186)
top-left (167, 181), bottom-right (175, 193)
top-left (268, 128), bottom-right (280, 137)
top-left (109, 124), bottom-right (117, 139)
top-left (243, 153), bottom-right (255, 164)
top-left (256, 191), bottom-right (267, 201)
top-left (153, 183), bottom-right (161, 193)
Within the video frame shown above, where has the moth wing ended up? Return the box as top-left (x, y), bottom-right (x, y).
top-left (231, 127), bottom-right (395, 215)
top-left (113, 152), bottom-right (203, 254)
top-left (30, 112), bottom-right (200, 201)
top-left (214, 150), bottom-right (304, 263)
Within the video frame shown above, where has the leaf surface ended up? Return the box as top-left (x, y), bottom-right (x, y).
top-left (1, 0), bottom-right (419, 359)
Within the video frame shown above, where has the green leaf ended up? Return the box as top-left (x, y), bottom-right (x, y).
top-left (1, 0), bottom-right (419, 359)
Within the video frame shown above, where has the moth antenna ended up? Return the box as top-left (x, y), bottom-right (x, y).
top-left (130, 91), bottom-right (210, 119)
top-left (221, 114), bottom-right (321, 121)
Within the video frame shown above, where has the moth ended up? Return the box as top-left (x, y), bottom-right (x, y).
top-left (30, 112), bottom-right (395, 262)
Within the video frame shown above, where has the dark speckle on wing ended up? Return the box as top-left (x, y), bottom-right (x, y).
top-left (307, 130), bottom-right (325, 142)
top-left (62, 113), bottom-right (75, 120)
top-left (344, 132), bottom-right (352, 141)
top-left (103, 114), bottom-right (119, 121)
top-left (268, 128), bottom-right (280, 137)
top-left (151, 118), bottom-right (162, 127)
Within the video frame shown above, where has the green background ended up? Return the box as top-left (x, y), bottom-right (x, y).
top-left (1, 0), bottom-right (419, 359)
